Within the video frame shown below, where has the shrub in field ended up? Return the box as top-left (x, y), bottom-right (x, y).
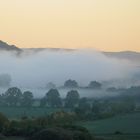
top-left (48, 111), bottom-right (76, 125)
top-left (0, 112), bottom-right (9, 132)
top-left (29, 126), bottom-right (94, 140)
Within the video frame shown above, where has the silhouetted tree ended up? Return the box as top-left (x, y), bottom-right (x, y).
top-left (88, 81), bottom-right (102, 89)
top-left (64, 79), bottom-right (78, 88)
top-left (65, 90), bottom-right (80, 108)
top-left (21, 91), bottom-right (33, 107)
top-left (46, 89), bottom-right (62, 107)
top-left (40, 97), bottom-right (47, 107)
top-left (5, 87), bottom-right (22, 106)
top-left (0, 112), bottom-right (9, 132)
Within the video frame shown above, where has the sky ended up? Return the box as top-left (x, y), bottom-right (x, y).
top-left (0, 0), bottom-right (140, 51)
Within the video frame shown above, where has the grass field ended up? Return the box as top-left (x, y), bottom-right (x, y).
top-left (95, 134), bottom-right (140, 140)
top-left (78, 112), bottom-right (140, 140)
top-left (0, 107), bottom-right (64, 119)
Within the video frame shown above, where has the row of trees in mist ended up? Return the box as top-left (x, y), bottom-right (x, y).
top-left (0, 87), bottom-right (136, 119)
top-left (0, 87), bottom-right (82, 108)
top-left (0, 87), bottom-right (33, 107)
top-left (0, 87), bottom-right (98, 111)
top-left (40, 89), bottom-right (80, 108)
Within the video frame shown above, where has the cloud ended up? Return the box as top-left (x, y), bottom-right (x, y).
top-left (0, 49), bottom-right (136, 88)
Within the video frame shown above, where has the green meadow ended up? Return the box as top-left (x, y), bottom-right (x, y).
top-left (78, 112), bottom-right (140, 140)
top-left (0, 107), bottom-right (63, 119)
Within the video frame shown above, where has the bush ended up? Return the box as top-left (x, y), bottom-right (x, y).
top-left (29, 128), bottom-right (72, 140)
top-left (0, 112), bottom-right (9, 132)
top-left (114, 131), bottom-right (123, 135)
top-left (29, 126), bottom-right (94, 140)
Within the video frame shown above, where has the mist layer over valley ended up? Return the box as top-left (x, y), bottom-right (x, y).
top-left (0, 41), bottom-right (140, 98)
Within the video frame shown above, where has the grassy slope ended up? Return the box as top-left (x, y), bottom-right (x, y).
top-left (78, 113), bottom-right (140, 140)
top-left (78, 112), bottom-right (140, 134)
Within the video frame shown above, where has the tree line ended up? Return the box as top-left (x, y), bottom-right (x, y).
top-left (0, 87), bottom-right (136, 121)
top-left (0, 87), bottom-right (82, 108)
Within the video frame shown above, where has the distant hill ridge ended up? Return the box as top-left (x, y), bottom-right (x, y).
top-left (0, 40), bottom-right (140, 62)
top-left (0, 40), bottom-right (22, 51)
top-left (0, 40), bottom-right (73, 52)
top-left (103, 51), bottom-right (140, 62)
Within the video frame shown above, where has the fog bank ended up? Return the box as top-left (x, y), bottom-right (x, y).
top-left (0, 49), bottom-right (138, 88)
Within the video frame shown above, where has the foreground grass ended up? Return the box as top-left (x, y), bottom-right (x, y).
top-left (78, 112), bottom-right (140, 134)
top-left (78, 112), bottom-right (140, 140)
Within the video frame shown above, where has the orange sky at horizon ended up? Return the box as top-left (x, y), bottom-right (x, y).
top-left (0, 0), bottom-right (140, 51)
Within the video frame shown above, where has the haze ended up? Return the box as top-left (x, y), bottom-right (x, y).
top-left (0, 49), bottom-right (137, 88)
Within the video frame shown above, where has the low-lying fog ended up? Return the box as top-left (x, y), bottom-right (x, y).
top-left (0, 49), bottom-right (139, 98)
top-left (0, 87), bottom-right (119, 99)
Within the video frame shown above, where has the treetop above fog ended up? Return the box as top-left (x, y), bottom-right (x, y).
top-left (88, 81), bottom-right (102, 89)
top-left (64, 79), bottom-right (78, 88)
